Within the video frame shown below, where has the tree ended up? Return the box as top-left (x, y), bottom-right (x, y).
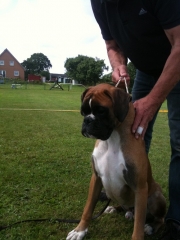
top-left (21, 53), bottom-right (52, 79)
top-left (41, 70), bottom-right (50, 80)
top-left (64, 55), bottom-right (108, 85)
top-left (100, 72), bottom-right (112, 83)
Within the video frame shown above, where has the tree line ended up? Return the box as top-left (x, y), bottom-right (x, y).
top-left (21, 53), bottom-right (136, 90)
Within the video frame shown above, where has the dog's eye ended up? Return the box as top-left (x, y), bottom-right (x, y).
top-left (94, 106), bottom-right (107, 115)
top-left (98, 107), bottom-right (105, 114)
top-left (81, 106), bottom-right (91, 116)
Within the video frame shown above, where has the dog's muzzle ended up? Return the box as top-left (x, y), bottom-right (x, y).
top-left (82, 115), bottom-right (113, 141)
top-left (82, 115), bottom-right (96, 138)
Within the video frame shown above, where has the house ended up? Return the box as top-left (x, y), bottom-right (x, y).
top-left (0, 48), bottom-right (25, 80)
top-left (49, 73), bottom-right (78, 85)
top-left (28, 74), bottom-right (42, 82)
top-left (49, 73), bottom-right (70, 83)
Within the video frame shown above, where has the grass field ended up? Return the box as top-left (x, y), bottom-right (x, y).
top-left (0, 84), bottom-right (170, 240)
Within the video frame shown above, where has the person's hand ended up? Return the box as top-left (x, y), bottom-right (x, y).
top-left (112, 65), bottom-right (130, 88)
top-left (132, 95), bottom-right (160, 139)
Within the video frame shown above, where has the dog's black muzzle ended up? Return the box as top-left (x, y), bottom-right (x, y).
top-left (82, 116), bottom-right (113, 141)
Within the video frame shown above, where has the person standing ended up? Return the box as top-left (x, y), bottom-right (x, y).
top-left (90, 0), bottom-right (180, 239)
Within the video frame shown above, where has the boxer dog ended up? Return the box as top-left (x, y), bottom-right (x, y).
top-left (67, 83), bottom-right (166, 240)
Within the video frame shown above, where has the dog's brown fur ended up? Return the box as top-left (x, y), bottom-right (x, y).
top-left (67, 84), bottom-right (166, 240)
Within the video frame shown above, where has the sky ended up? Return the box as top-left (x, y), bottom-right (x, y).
top-left (0, 0), bottom-right (111, 74)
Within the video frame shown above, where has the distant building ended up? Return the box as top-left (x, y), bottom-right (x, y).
top-left (49, 73), bottom-right (70, 83)
top-left (0, 48), bottom-right (25, 80)
top-left (28, 74), bottom-right (42, 82)
top-left (50, 73), bottom-right (78, 85)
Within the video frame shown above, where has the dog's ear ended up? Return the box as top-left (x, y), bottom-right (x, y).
top-left (113, 88), bottom-right (131, 122)
top-left (80, 87), bottom-right (93, 116)
top-left (81, 87), bottom-right (92, 102)
top-left (105, 88), bottom-right (131, 122)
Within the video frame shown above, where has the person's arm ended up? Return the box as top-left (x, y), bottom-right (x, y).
top-left (91, 1), bottom-right (130, 87)
top-left (132, 25), bottom-right (180, 139)
top-left (105, 40), bottom-right (130, 87)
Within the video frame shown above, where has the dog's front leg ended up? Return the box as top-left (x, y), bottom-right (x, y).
top-left (132, 182), bottom-right (148, 240)
top-left (66, 173), bottom-right (103, 240)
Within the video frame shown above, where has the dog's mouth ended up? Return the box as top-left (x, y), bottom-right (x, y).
top-left (82, 130), bottom-right (111, 140)
top-left (81, 119), bottom-right (113, 141)
top-left (82, 132), bottom-right (96, 139)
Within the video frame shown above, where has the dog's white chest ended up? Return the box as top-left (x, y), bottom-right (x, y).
top-left (92, 130), bottom-right (127, 203)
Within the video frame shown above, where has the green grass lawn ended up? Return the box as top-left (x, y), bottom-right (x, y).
top-left (0, 84), bottom-right (170, 240)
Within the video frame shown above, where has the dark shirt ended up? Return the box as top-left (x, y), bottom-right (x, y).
top-left (91, 0), bottom-right (180, 76)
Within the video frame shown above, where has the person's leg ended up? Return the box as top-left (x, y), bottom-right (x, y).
top-left (166, 81), bottom-right (180, 224)
top-left (132, 70), bottom-right (159, 153)
top-left (159, 81), bottom-right (180, 240)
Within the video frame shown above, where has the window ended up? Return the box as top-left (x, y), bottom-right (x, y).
top-left (0, 60), bottom-right (4, 65)
top-left (14, 71), bottom-right (19, 76)
top-left (9, 61), bottom-right (14, 66)
top-left (0, 70), bottom-right (6, 77)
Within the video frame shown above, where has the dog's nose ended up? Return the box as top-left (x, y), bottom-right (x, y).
top-left (84, 116), bottom-right (94, 124)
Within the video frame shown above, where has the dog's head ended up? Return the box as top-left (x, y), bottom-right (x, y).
top-left (81, 83), bottom-right (131, 140)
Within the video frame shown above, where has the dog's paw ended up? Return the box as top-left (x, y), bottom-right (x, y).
top-left (104, 206), bottom-right (117, 214)
top-left (125, 211), bottom-right (134, 220)
top-left (144, 224), bottom-right (153, 235)
top-left (66, 228), bottom-right (88, 240)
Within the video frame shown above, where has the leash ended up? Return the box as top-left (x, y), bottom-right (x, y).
top-left (115, 77), bottom-right (129, 94)
top-left (0, 199), bottom-right (111, 231)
